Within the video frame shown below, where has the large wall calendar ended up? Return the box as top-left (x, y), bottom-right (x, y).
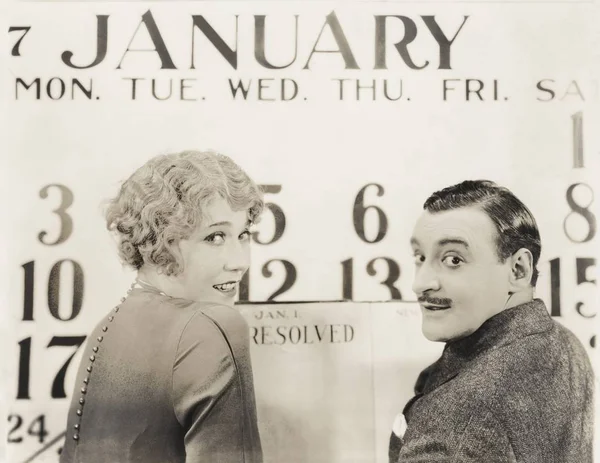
top-left (3, 1), bottom-right (598, 462)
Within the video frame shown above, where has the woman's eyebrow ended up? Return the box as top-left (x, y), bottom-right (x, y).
top-left (207, 221), bottom-right (232, 228)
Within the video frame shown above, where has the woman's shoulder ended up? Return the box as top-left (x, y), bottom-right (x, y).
top-left (123, 292), bottom-right (249, 345)
top-left (183, 302), bottom-right (249, 336)
top-left (174, 303), bottom-right (249, 364)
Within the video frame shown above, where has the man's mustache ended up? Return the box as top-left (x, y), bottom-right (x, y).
top-left (418, 295), bottom-right (453, 306)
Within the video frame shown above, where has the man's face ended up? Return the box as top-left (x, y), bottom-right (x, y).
top-left (410, 206), bottom-right (512, 342)
top-left (177, 196), bottom-right (251, 306)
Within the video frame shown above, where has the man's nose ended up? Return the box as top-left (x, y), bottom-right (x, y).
top-left (412, 263), bottom-right (441, 296)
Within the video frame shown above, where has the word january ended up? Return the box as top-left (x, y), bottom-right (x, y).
top-left (61, 10), bottom-right (469, 71)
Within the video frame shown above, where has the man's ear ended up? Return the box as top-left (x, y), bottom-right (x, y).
top-left (507, 248), bottom-right (534, 293)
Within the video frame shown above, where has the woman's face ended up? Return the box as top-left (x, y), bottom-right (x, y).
top-left (177, 197), bottom-right (251, 305)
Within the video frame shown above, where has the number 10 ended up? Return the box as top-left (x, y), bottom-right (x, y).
top-left (21, 260), bottom-right (84, 321)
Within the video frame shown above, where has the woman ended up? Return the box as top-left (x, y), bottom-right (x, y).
top-left (60, 150), bottom-right (264, 463)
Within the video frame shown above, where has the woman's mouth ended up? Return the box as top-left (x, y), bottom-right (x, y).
top-left (213, 281), bottom-right (239, 294)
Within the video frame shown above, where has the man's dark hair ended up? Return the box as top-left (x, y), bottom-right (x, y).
top-left (424, 180), bottom-right (541, 286)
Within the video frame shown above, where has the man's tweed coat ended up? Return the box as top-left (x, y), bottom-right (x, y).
top-left (389, 299), bottom-right (594, 463)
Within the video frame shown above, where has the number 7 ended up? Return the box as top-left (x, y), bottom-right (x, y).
top-left (47, 336), bottom-right (87, 399)
top-left (9, 26), bottom-right (31, 57)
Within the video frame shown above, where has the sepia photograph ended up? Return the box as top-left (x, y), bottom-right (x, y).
top-left (3, 0), bottom-right (599, 462)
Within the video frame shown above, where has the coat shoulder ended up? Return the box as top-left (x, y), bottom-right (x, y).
top-left (444, 320), bottom-right (593, 424)
top-left (471, 320), bottom-right (592, 387)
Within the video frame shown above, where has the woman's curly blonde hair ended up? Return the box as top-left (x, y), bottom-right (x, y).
top-left (105, 150), bottom-right (264, 276)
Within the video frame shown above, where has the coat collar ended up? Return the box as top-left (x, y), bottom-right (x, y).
top-left (422, 298), bottom-right (554, 394)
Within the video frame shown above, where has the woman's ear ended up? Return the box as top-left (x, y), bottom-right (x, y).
top-left (507, 248), bottom-right (534, 293)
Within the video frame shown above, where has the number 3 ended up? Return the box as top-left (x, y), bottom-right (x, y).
top-left (38, 184), bottom-right (74, 245)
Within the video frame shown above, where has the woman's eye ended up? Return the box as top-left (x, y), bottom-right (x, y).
top-left (205, 232), bottom-right (225, 244)
top-left (239, 230), bottom-right (251, 241)
top-left (442, 255), bottom-right (463, 267)
top-left (413, 254), bottom-right (425, 265)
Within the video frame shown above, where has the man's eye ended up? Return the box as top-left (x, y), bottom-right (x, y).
top-left (442, 255), bottom-right (463, 267)
top-left (205, 232), bottom-right (225, 244)
top-left (413, 254), bottom-right (425, 265)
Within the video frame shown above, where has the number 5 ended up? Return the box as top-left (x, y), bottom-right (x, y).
top-left (252, 184), bottom-right (286, 245)
top-left (575, 258), bottom-right (596, 318)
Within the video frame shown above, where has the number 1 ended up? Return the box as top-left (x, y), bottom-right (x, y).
top-left (572, 112), bottom-right (584, 168)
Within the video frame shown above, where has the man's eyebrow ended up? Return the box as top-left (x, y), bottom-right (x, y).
top-left (437, 238), bottom-right (469, 248)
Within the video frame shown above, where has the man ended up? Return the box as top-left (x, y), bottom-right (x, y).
top-left (389, 180), bottom-right (594, 463)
